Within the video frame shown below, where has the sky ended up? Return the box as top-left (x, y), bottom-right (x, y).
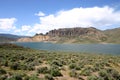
top-left (0, 0), bottom-right (120, 36)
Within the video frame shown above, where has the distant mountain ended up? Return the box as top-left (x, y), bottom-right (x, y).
top-left (17, 27), bottom-right (120, 44)
top-left (46, 27), bottom-right (107, 43)
top-left (0, 36), bottom-right (16, 43)
top-left (0, 33), bottom-right (28, 39)
top-left (103, 27), bottom-right (120, 43)
top-left (17, 34), bottom-right (49, 42)
top-left (0, 33), bottom-right (29, 43)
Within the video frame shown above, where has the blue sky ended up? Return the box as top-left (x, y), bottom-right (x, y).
top-left (0, 0), bottom-right (120, 36)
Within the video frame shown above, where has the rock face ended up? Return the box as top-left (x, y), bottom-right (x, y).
top-left (46, 27), bottom-right (107, 43)
top-left (47, 27), bottom-right (102, 37)
top-left (17, 35), bottom-right (50, 42)
top-left (17, 27), bottom-right (108, 43)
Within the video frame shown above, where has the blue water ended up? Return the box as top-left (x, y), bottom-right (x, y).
top-left (14, 42), bottom-right (120, 54)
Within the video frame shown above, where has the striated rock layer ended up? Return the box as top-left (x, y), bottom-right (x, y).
top-left (17, 35), bottom-right (50, 42)
top-left (47, 27), bottom-right (104, 37)
top-left (17, 27), bottom-right (108, 43)
top-left (46, 27), bottom-right (107, 43)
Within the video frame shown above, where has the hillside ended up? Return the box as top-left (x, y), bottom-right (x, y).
top-left (0, 43), bottom-right (120, 80)
top-left (47, 27), bottom-right (107, 43)
top-left (0, 36), bottom-right (16, 42)
top-left (0, 33), bottom-right (29, 43)
top-left (17, 27), bottom-right (107, 43)
top-left (0, 34), bottom-right (22, 39)
top-left (17, 27), bottom-right (120, 43)
top-left (17, 34), bottom-right (49, 42)
top-left (103, 28), bottom-right (120, 43)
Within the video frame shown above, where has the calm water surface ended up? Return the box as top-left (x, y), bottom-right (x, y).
top-left (14, 42), bottom-right (120, 54)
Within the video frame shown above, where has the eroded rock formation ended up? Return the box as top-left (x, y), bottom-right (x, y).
top-left (17, 27), bottom-right (107, 43)
top-left (17, 34), bottom-right (50, 42)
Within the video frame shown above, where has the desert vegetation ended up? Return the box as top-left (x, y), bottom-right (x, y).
top-left (0, 43), bottom-right (120, 80)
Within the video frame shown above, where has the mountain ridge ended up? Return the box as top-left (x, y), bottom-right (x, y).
top-left (103, 27), bottom-right (120, 43)
top-left (17, 27), bottom-right (120, 43)
top-left (1, 27), bottom-right (120, 43)
top-left (0, 33), bottom-right (29, 43)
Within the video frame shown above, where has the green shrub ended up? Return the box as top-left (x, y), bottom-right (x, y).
top-left (10, 63), bottom-right (19, 70)
top-left (50, 65), bottom-right (59, 71)
top-left (28, 75), bottom-right (39, 80)
top-left (69, 69), bottom-right (77, 77)
top-left (24, 76), bottom-right (30, 80)
top-left (4, 60), bottom-right (8, 67)
top-left (0, 69), bottom-right (6, 74)
top-left (19, 56), bottom-right (25, 60)
top-left (106, 68), bottom-right (120, 79)
top-left (87, 75), bottom-right (98, 80)
top-left (51, 60), bottom-right (63, 67)
top-left (75, 66), bottom-right (81, 70)
top-left (27, 64), bottom-right (35, 71)
top-left (99, 70), bottom-right (108, 77)
top-left (80, 68), bottom-right (91, 76)
top-left (0, 75), bottom-right (7, 80)
top-left (26, 57), bottom-right (34, 63)
top-left (19, 64), bottom-right (28, 70)
top-left (94, 63), bottom-right (104, 71)
top-left (77, 76), bottom-right (84, 80)
top-left (98, 69), bottom-right (113, 80)
top-left (8, 74), bottom-right (22, 80)
top-left (45, 74), bottom-right (54, 80)
top-left (37, 67), bottom-right (49, 74)
top-left (50, 69), bottom-right (62, 77)
top-left (69, 63), bottom-right (76, 69)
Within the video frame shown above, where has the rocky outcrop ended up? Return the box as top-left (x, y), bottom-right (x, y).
top-left (47, 27), bottom-right (102, 37)
top-left (17, 27), bottom-right (108, 43)
top-left (46, 27), bottom-right (107, 43)
top-left (17, 34), bottom-right (50, 42)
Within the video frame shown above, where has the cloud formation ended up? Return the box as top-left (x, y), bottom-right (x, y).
top-left (0, 18), bottom-right (16, 31)
top-left (21, 25), bottom-right (31, 31)
top-left (36, 6), bottom-right (120, 33)
top-left (18, 6), bottom-right (120, 35)
top-left (1, 6), bottom-right (120, 36)
top-left (35, 11), bottom-right (45, 16)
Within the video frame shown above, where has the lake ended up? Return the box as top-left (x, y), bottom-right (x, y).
top-left (13, 42), bottom-right (120, 54)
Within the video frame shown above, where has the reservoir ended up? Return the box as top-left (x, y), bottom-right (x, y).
top-left (14, 42), bottom-right (120, 54)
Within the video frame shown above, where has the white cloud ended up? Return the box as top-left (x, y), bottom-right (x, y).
top-left (1, 6), bottom-right (120, 36)
top-left (28, 24), bottom-right (49, 34)
top-left (0, 18), bottom-right (16, 31)
top-left (30, 6), bottom-right (120, 34)
top-left (35, 11), bottom-right (45, 16)
top-left (21, 25), bottom-right (31, 31)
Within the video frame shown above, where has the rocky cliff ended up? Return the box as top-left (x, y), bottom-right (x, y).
top-left (47, 27), bottom-right (98, 37)
top-left (17, 34), bottom-right (50, 42)
top-left (17, 27), bottom-right (111, 43)
top-left (46, 27), bottom-right (107, 43)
